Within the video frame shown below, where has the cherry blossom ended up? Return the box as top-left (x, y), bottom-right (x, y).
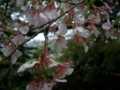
top-left (16, 0), bottom-right (24, 6)
top-left (58, 23), bottom-right (68, 35)
top-left (20, 25), bottom-right (29, 34)
top-left (35, 57), bottom-right (60, 69)
top-left (102, 18), bottom-right (113, 38)
top-left (28, 10), bottom-right (47, 26)
top-left (50, 35), bottom-right (67, 52)
top-left (72, 26), bottom-right (90, 38)
top-left (88, 13), bottom-right (101, 24)
top-left (0, 0), bottom-right (117, 90)
top-left (11, 33), bottom-right (25, 46)
top-left (17, 61), bottom-right (39, 73)
top-left (2, 42), bottom-right (22, 64)
top-left (73, 15), bottom-right (85, 24)
top-left (55, 79), bottom-right (67, 83)
top-left (11, 50), bottom-right (22, 64)
top-left (54, 61), bottom-right (74, 78)
top-left (26, 81), bottom-right (39, 90)
top-left (44, 9), bottom-right (59, 20)
top-left (2, 43), bottom-right (14, 57)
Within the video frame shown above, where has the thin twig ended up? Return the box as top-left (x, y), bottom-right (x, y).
top-left (0, 1), bottom-right (84, 64)
top-left (0, 27), bottom-right (47, 64)
top-left (44, 27), bottom-right (49, 50)
top-left (105, 0), bottom-right (120, 8)
top-left (56, 0), bottom-right (77, 5)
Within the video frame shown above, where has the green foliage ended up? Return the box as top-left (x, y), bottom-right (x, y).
top-left (54, 36), bottom-right (120, 90)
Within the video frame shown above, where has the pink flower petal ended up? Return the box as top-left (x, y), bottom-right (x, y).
top-left (11, 50), bottom-right (22, 64)
top-left (73, 15), bottom-right (85, 24)
top-left (17, 61), bottom-right (39, 73)
top-left (55, 79), bottom-right (67, 83)
top-left (11, 34), bottom-right (25, 46)
top-left (58, 23), bottom-right (68, 35)
top-left (20, 26), bottom-right (29, 34)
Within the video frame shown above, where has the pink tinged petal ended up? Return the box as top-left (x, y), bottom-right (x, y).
top-left (48, 10), bottom-right (58, 20)
top-left (58, 23), bottom-right (68, 35)
top-left (47, 82), bottom-right (56, 90)
top-left (34, 13), bottom-right (41, 26)
top-left (50, 37), bottom-right (67, 52)
top-left (16, 0), bottom-right (24, 6)
top-left (38, 13), bottom-right (48, 25)
top-left (65, 68), bottom-right (74, 75)
top-left (96, 13), bottom-right (101, 24)
top-left (92, 25), bottom-right (100, 37)
top-left (11, 50), bottom-right (22, 64)
top-left (73, 15), bottom-right (85, 24)
top-left (44, 9), bottom-right (58, 20)
top-left (20, 26), bottom-right (29, 34)
top-left (75, 26), bottom-right (84, 32)
top-left (102, 23), bottom-right (112, 30)
top-left (78, 29), bottom-right (90, 38)
top-left (102, 18), bottom-right (112, 30)
top-left (83, 43), bottom-right (89, 52)
top-left (2, 46), bottom-right (13, 56)
top-left (105, 29), bottom-right (114, 39)
top-left (62, 3), bottom-right (70, 12)
top-left (106, 31), bottom-right (111, 39)
top-left (26, 83), bottom-right (39, 90)
top-left (49, 59), bottom-right (60, 68)
top-left (11, 34), bottom-right (25, 46)
top-left (17, 61), bottom-right (39, 73)
top-left (40, 13), bottom-right (48, 23)
top-left (41, 83), bottom-right (48, 90)
top-left (55, 79), bottom-right (67, 83)
top-left (28, 13), bottom-right (35, 25)
top-left (60, 38), bottom-right (67, 49)
top-left (88, 14), bottom-right (100, 24)
top-left (88, 14), bottom-right (95, 19)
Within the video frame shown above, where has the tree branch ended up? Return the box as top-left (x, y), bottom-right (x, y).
top-left (105, 0), bottom-right (120, 8)
top-left (0, 1), bottom-right (84, 64)
top-left (56, 0), bottom-right (77, 5)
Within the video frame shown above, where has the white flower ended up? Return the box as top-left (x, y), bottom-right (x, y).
top-left (11, 34), bottom-right (25, 46)
top-left (2, 45), bottom-right (13, 56)
top-left (73, 26), bottom-right (90, 38)
top-left (2, 44), bottom-right (22, 64)
top-left (50, 35), bottom-right (67, 52)
top-left (88, 13), bottom-right (101, 24)
top-left (17, 61), bottom-right (39, 73)
top-left (49, 59), bottom-right (60, 68)
top-left (65, 68), bottom-right (74, 76)
top-left (44, 9), bottom-right (59, 20)
top-left (58, 23), bottom-right (68, 35)
top-left (26, 82), bottom-right (39, 90)
top-left (16, 0), bottom-right (24, 6)
top-left (102, 18), bottom-right (113, 38)
top-left (91, 25), bottom-right (100, 37)
top-left (83, 43), bottom-right (89, 52)
top-left (55, 79), bottom-right (67, 83)
top-left (11, 50), bottom-right (22, 64)
top-left (102, 18), bottom-right (112, 30)
top-left (62, 3), bottom-right (70, 12)
top-left (20, 26), bottom-right (29, 34)
top-left (73, 15), bottom-right (85, 24)
top-left (28, 12), bottom-right (47, 26)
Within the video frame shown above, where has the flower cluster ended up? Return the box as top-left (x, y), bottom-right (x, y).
top-left (0, 0), bottom-right (117, 90)
top-left (17, 50), bottom-right (74, 90)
